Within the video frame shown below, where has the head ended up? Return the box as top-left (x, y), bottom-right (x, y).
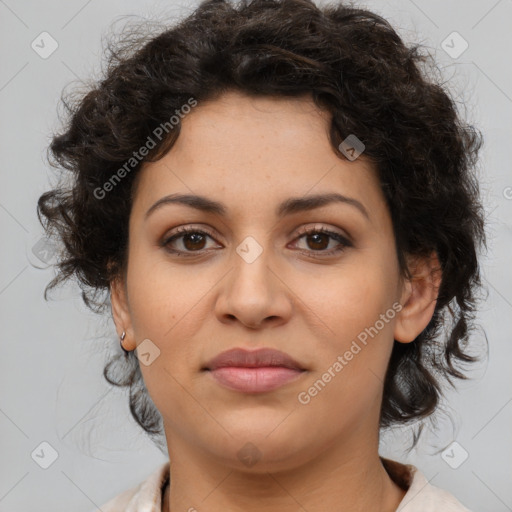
top-left (38, 0), bottom-right (486, 464)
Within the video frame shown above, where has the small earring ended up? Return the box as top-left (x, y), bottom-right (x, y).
top-left (120, 331), bottom-right (130, 355)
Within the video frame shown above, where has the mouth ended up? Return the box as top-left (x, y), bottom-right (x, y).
top-left (202, 348), bottom-right (307, 393)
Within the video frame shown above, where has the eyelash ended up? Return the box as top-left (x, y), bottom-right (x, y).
top-left (160, 225), bottom-right (352, 258)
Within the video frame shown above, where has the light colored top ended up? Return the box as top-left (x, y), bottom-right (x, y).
top-left (95, 458), bottom-right (472, 511)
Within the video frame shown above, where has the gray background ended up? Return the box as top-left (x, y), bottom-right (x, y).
top-left (0, 0), bottom-right (511, 510)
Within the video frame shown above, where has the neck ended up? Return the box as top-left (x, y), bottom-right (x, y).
top-left (162, 429), bottom-right (406, 512)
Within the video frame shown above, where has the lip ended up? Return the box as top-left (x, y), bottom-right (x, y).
top-left (204, 348), bottom-right (304, 371)
top-left (203, 348), bottom-right (306, 393)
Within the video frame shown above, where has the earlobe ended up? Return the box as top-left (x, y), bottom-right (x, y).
top-left (393, 252), bottom-right (442, 344)
top-left (110, 277), bottom-right (136, 351)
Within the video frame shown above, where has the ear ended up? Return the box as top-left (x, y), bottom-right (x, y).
top-left (110, 275), bottom-right (136, 351)
top-left (394, 251), bottom-right (442, 344)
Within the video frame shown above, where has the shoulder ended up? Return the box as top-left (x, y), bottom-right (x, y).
top-left (95, 461), bottom-right (170, 512)
top-left (95, 458), bottom-right (472, 512)
top-left (382, 457), bottom-right (473, 512)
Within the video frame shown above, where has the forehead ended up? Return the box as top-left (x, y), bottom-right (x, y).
top-left (131, 91), bottom-right (387, 223)
top-left (169, 90), bottom-right (336, 175)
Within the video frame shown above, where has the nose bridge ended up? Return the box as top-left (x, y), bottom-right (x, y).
top-left (231, 233), bottom-right (273, 296)
top-left (217, 230), bottom-right (291, 327)
top-left (235, 234), bottom-right (267, 266)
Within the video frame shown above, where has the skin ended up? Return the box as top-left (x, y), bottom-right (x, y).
top-left (110, 90), bottom-right (442, 512)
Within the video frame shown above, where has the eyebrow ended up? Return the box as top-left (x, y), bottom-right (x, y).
top-left (145, 192), bottom-right (369, 221)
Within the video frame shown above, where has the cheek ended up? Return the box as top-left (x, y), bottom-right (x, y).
top-left (124, 249), bottom-right (208, 368)
top-left (294, 250), bottom-right (399, 382)
top-left (124, 253), bottom-right (206, 427)
top-left (294, 271), bottom-right (397, 427)
top-left (300, 260), bottom-right (396, 337)
top-left (127, 243), bottom-right (193, 328)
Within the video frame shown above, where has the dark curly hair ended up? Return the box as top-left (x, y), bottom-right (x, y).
top-left (37, 0), bottom-right (488, 450)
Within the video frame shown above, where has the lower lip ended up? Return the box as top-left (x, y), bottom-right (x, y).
top-left (207, 367), bottom-right (305, 393)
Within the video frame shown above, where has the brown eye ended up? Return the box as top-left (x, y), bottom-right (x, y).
top-left (161, 226), bottom-right (219, 256)
top-left (181, 232), bottom-right (207, 251)
top-left (304, 232), bottom-right (330, 251)
top-left (292, 226), bottom-right (352, 257)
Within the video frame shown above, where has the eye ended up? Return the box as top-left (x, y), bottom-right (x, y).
top-left (160, 224), bottom-right (352, 258)
top-left (290, 225), bottom-right (352, 257)
top-left (160, 226), bottom-right (220, 256)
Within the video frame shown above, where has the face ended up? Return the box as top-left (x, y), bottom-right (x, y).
top-left (111, 90), bottom-right (437, 473)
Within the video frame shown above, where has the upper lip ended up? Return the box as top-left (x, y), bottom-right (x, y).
top-left (203, 348), bottom-right (305, 371)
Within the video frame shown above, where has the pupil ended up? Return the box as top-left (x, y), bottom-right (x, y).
top-left (309, 233), bottom-right (327, 250)
top-left (185, 233), bottom-right (205, 250)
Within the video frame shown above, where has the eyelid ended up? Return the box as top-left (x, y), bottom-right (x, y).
top-left (160, 224), bottom-right (220, 246)
top-left (161, 223), bottom-right (351, 245)
top-left (160, 222), bottom-right (353, 259)
top-left (294, 223), bottom-right (352, 242)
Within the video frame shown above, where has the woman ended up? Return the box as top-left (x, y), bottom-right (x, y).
top-left (37, 0), bottom-right (486, 510)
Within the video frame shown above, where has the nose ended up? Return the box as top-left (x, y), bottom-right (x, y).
top-left (214, 241), bottom-right (293, 330)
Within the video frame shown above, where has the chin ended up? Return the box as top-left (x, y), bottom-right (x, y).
top-left (201, 421), bottom-right (320, 473)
